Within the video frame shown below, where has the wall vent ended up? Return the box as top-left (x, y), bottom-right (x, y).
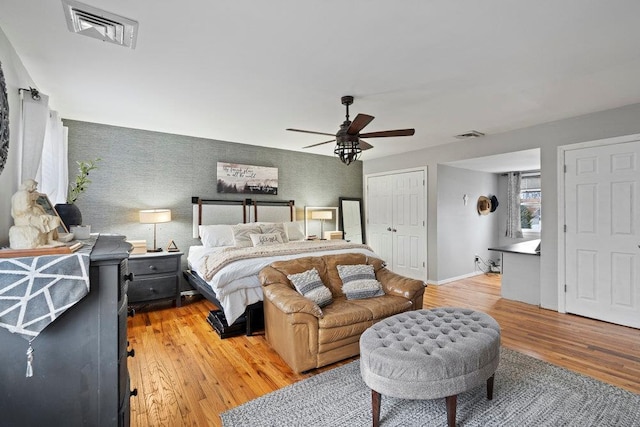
top-left (454, 130), bottom-right (485, 139)
top-left (62, 0), bottom-right (138, 49)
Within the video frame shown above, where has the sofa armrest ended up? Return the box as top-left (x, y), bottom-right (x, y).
top-left (377, 268), bottom-right (425, 306)
top-left (262, 283), bottom-right (324, 318)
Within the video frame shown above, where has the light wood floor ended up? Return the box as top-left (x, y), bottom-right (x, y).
top-left (127, 274), bottom-right (640, 427)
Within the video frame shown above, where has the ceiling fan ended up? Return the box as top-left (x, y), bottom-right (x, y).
top-left (286, 95), bottom-right (415, 165)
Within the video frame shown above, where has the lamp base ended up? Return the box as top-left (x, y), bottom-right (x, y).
top-left (147, 248), bottom-right (163, 253)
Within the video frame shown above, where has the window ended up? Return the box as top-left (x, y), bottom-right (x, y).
top-left (520, 172), bottom-right (541, 234)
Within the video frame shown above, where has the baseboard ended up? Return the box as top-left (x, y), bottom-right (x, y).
top-left (426, 270), bottom-right (485, 286)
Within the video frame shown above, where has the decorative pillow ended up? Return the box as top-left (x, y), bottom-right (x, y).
top-left (337, 264), bottom-right (385, 300)
top-left (199, 224), bottom-right (234, 247)
top-left (259, 222), bottom-right (289, 243)
top-left (231, 224), bottom-right (263, 248)
top-left (287, 268), bottom-right (333, 308)
top-left (250, 232), bottom-right (283, 247)
top-left (284, 221), bottom-right (305, 241)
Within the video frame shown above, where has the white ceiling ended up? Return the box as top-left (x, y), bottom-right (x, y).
top-left (2, 1), bottom-right (640, 161)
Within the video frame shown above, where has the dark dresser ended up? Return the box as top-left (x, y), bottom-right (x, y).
top-left (0, 234), bottom-right (135, 426)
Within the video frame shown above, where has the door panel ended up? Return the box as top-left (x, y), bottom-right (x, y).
top-left (367, 175), bottom-right (393, 266)
top-left (367, 170), bottom-right (426, 281)
top-left (565, 140), bottom-right (640, 328)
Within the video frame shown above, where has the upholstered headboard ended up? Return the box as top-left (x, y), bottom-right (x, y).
top-left (191, 197), bottom-right (295, 238)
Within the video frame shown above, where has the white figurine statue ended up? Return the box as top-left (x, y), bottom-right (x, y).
top-left (9, 179), bottom-right (64, 249)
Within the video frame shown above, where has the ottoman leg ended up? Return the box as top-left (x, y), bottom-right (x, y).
top-left (372, 389), bottom-right (381, 427)
top-left (445, 395), bottom-right (457, 427)
top-left (487, 374), bottom-right (495, 400)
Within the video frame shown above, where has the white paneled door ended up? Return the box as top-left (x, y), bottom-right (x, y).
top-left (367, 170), bottom-right (426, 281)
top-left (564, 139), bottom-right (640, 328)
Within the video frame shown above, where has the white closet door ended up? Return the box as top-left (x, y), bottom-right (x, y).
top-left (565, 139), bottom-right (640, 328)
top-left (367, 174), bottom-right (393, 266)
top-left (367, 170), bottom-right (426, 281)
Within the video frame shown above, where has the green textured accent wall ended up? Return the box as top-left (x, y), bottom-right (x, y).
top-left (64, 120), bottom-right (362, 264)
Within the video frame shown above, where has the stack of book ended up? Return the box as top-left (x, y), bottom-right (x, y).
top-left (127, 240), bottom-right (147, 255)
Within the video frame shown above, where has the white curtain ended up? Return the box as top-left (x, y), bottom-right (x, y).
top-left (18, 91), bottom-right (49, 182)
top-left (19, 90), bottom-right (68, 204)
top-left (505, 172), bottom-right (523, 238)
top-left (36, 110), bottom-right (68, 204)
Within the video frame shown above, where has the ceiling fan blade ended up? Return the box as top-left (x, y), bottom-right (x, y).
top-left (303, 139), bottom-right (336, 149)
top-left (347, 114), bottom-right (374, 135)
top-left (359, 128), bottom-right (415, 138)
top-left (287, 128), bottom-right (336, 137)
top-left (358, 140), bottom-right (374, 150)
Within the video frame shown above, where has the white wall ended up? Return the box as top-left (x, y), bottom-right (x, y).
top-left (0, 27), bottom-right (38, 246)
top-left (364, 102), bottom-right (640, 310)
top-left (436, 165), bottom-right (499, 282)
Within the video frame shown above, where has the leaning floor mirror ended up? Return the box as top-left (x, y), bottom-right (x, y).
top-left (339, 197), bottom-right (365, 244)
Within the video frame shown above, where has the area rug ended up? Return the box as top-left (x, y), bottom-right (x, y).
top-left (221, 348), bottom-right (640, 426)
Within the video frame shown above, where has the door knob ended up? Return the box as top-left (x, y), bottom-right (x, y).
top-left (387, 227), bottom-right (392, 231)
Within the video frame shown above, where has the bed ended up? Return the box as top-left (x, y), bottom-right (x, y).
top-left (184, 197), bottom-right (377, 335)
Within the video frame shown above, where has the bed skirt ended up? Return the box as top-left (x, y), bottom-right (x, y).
top-left (183, 269), bottom-right (264, 337)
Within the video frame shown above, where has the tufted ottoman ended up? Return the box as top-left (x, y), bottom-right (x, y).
top-left (359, 307), bottom-right (501, 427)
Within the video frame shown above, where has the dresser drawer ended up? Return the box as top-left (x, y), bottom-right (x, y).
top-left (128, 276), bottom-right (177, 302)
top-left (128, 256), bottom-right (179, 277)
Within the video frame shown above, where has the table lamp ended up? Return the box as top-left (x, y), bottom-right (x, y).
top-left (139, 209), bottom-right (171, 252)
top-left (311, 210), bottom-right (332, 240)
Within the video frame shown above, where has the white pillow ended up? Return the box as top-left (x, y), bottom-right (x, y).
top-left (250, 232), bottom-right (284, 247)
top-left (284, 221), bottom-right (305, 241)
top-left (231, 224), bottom-right (263, 247)
top-left (199, 225), bottom-right (234, 247)
top-left (259, 223), bottom-right (289, 243)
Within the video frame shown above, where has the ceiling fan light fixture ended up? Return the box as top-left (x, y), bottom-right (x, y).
top-left (334, 141), bottom-right (362, 165)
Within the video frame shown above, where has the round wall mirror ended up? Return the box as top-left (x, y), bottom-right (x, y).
top-left (0, 61), bottom-right (9, 176)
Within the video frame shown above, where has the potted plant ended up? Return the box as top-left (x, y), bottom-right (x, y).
top-left (55, 158), bottom-right (101, 229)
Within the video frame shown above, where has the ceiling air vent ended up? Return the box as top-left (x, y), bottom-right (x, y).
top-left (62, 0), bottom-right (138, 49)
top-left (454, 130), bottom-right (485, 140)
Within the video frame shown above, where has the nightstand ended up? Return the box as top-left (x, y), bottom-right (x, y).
top-left (128, 251), bottom-right (183, 307)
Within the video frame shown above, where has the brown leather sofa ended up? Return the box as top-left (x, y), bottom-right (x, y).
top-left (259, 253), bottom-right (425, 373)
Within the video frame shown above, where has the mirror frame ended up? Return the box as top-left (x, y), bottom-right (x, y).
top-left (339, 197), bottom-right (365, 244)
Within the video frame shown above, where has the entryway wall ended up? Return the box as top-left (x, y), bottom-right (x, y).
top-left (436, 165), bottom-right (499, 283)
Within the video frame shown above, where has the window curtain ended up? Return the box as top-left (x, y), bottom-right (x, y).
top-left (505, 171), bottom-right (523, 238)
top-left (19, 90), bottom-right (68, 203)
top-left (36, 110), bottom-right (68, 204)
top-left (18, 90), bottom-right (49, 182)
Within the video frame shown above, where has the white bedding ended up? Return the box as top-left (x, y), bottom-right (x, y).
top-left (187, 242), bottom-right (377, 324)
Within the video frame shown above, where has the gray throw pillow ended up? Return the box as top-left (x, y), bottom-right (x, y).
top-left (287, 268), bottom-right (333, 308)
top-left (231, 224), bottom-right (262, 247)
top-left (337, 264), bottom-right (385, 300)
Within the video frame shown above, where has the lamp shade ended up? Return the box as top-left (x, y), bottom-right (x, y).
top-left (139, 209), bottom-right (171, 224)
top-left (311, 210), bottom-right (332, 220)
